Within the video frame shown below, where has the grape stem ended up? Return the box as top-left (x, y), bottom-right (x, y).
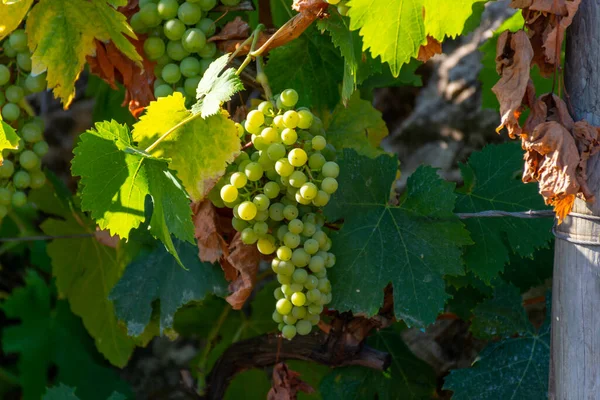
top-left (235, 24), bottom-right (265, 76)
top-left (255, 55), bottom-right (273, 101)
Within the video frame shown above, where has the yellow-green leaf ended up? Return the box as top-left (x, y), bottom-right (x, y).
top-left (0, 114), bottom-right (20, 164)
top-left (26, 0), bottom-right (141, 108)
top-left (0, 0), bottom-right (33, 41)
top-left (133, 93), bottom-right (240, 201)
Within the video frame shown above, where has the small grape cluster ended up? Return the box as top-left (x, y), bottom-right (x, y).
top-left (326, 0), bottom-right (349, 16)
top-left (0, 30), bottom-right (49, 221)
top-left (131, 0), bottom-right (239, 101)
top-left (209, 89), bottom-right (340, 340)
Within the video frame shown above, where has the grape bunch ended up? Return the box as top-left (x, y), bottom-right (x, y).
top-left (130, 0), bottom-right (236, 102)
top-left (209, 89), bottom-right (340, 340)
top-left (0, 30), bottom-right (49, 221)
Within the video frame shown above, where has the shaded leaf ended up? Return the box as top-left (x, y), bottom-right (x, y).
top-left (324, 149), bottom-right (471, 327)
top-left (268, 362), bottom-right (314, 400)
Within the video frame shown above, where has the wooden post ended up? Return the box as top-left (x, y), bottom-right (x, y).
top-left (550, 1), bottom-right (600, 398)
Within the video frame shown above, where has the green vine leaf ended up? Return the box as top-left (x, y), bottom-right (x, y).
top-left (109, 239), bottom-right (228, 336)
top-left (2, 272), bottom-right (131, 400)
top-left (40, 209), bottom-right (136, 367)
top-left (0, 113), bottom-right (20, 163)
top-left (454, 143), bottom-right (553, 283)
top-left (423, 0), bottom-right (488, 41)
top-left (191, 54), bottom-right (244, 118)
top-left (43, 384), bottom-right (127, 400)
top-left (324, 149), bottom-right (472, 327)
top-left (71, 120), bottom-right (195, 265)
top-left (0, 0), bottom-right (33, 41)
top-left (26, 0), bottom-right (141, 107)
top-left (445, 294), bottom-right (550, 399)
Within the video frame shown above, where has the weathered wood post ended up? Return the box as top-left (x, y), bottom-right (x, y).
top-left (550, 0), bottom-right (600, 397)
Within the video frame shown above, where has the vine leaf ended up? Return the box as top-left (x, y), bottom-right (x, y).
top-left (444, 293), bottom-right (551, 399)
top-left (26, 0), bottom-right (142, 108)
top-left (0, 0), bottom-right (33, 40)
top-left (325, 92), bottom-right (388, 158)
top-left (133, 93), bottom-right (241, 201)
top-left (265, 25), bottom-right (343, 110)
top-left (347, 0), bottom-right (483, 76)
top-left (110, 238), bottom-right (228, 337)
top-left (320, 324), bottom-right (436, 399)
top-left (324, 149), bottom-right (472, 328)
top-left (0, 114), bottom-right (20, 164)
top-left (454, 143), bottom-right (552, 283)
top-left (268, 363), bottom-right (314, 399)
top-left (191, 53), bottom-right (244, 118)
top-left (1, 272), bottom-right (131, 399)
top-left (72, 120), bottom-right (195, 265)
top-left (43, 384), bottom-right (127, 400)
top-left (40, 209), bottom-right (136, 367)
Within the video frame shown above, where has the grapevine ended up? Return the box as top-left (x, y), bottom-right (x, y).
top-left (209, 88), bottom-right (338, 339)
top-left (0, 29), bottom-right (48, 222)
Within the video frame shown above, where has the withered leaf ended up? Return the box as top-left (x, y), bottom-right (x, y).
top-left (87, 38), bottom-right (155, 118)
top-left (267, 363), bottom-right (314, 400)
top-left (208, 16), bottom-right (250, 42)
top-left (542, 0), bottom-right (581, 65)
top-left (492, 30), bottom-right (534, 138)
top-left (417, 36), bottom-right (442, 62)
top-left (224, 232), bottom-right (261, 309)
top-left (192, 200), bottom-right (230, 265)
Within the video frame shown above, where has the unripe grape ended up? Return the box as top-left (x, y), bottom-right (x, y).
top-left (230, 172), bottom-right (247, 188)
top-left (178, 2), bottom-right (203, 25)
top-left (308, 304), bottom-right (323, 315)
top-left (276, 298), bottom-right (293, 315)
top-left (198, 42), bottom-right (217, 58)
top-left (197, 0), bottom-right (217, 11)
top-left (244, 162), bottom-right (263, 181)
top-left (140, 3), bottom-right (162, 27)
top-left (321, 177), bottom-right (339, 194)
top-left (162, 63), bottom-right (182, 83)
top-left (275, 159), bottom-right (294, 177)
top-left (164, 18), bottom-right (186, 40)
top-left (238, 201), bottom-right (257, 220)
top-left (277, 246), bottom-right (292, 261)
top-left (304, 275), bottom-right (319, 290)
top-left (0, 188), bottom-right (11, 205)
top-left (9, 30), bottom-right (28, 52)
top-left (144, 37), bottom-right (166, 60)
top-left (297, 110), bottom-right (314, 129)
top-left (299, 183), bottom-right (318, 200)
top-left (322, 161), bottom-right (340, 178)
top-left (308, 255), bottom-right (325, 273)
top-left (19, 150), bottom-right (40, 170)
top-left (167, 40), bottom-right (190, 60)
top-left (2, 103), bottom-right (20, 121)
top-left (180, 56), bottom-right (201, 77)
top-left (292, 268), bottom-right (308, 283)
top-left (272, 311), bottom-right (284, 323)
top-left (5, 86), bottom-right (24, 103)
top-left (263, 181), bottom-right (280, 199)
top-left (291, 291), bottom-right (306, 306)
top-left (196, 18), bottom-right (216, 36)
top-left (220, 184), bottom-right (238, 202)
top-left (283, 231), bottom-right (301, 248)
top-left (288, 148), bottom-right (308, 167)
top-left (0, 65), bottom-right (10, 86)
top-left (13, 170), bottom-right (30, 189)
top-left (280, 89), bottom-right (299, 108)
top-left (283, 110), bottom-right (299, 129)
top-left (25, 73), bottom-right (47, 94)
top-left (288, 171), bottom-right (307, 188)
top-left (157, 0), bottom-right (179, 19)
top-left (155, 84), bottom-right (174, 98)
top-left (312, 135), bottom-right (327, 151)
top-left (12, 191), bottom-right (27, 207)
top-left (288, 219), bottom-right (303, 234)
top-left (292, 306), bottom-right (307, 319)
top-left (181, 28), bottom-right (206, 52)
top-left (241, 227), bottom-right (258, 244)
top-left (257, 236), bottom-right (276, 254)
top-left (0, 160), bottom-right (15, 178)
top-left (17, 53), bottom-right (32, 72)
top-left (282, 324), bottom-right (297, 340)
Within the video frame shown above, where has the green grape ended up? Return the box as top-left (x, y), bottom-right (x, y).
top-left (261, 127), bottom-right (279, 144)
top-left (321, 144), bottom-right (337, 161)
top-left (13, 170), bottom-right (30, 189)
top-left (277, 246), bottom-right (292, 261)
top-left (181, 28), bottom-right (206, 52)
top-left (167, 40), bottom-right (191, 60)
top-left (312, 135), bottom-right (326, 151)
top-left (9, 30), bottom-right (28, 52)
top-left (299, 182), bottom-right (317, 200)
top-left (0, 188), bottom-right (11, 206)
top-left (306, 288), bottom-right (321, 303)
top-left (291, 292), bottom-right (306, 307)
top-left (282, 324), bottom-right (297, 340)
top-left (0, 160), bottom-right (15, 178)
top-left (263, 181), bottom-right (280, 199)
top-left (178, 2), bottom-right (203, 25)
top-left (25, 73), bottom-right (47, 93)
top-left (164, 18), bottom-right (187, 40)
top-left (140, 3), bottom-right (162, 27)
top-left (312, 190), bottom-right (330, 207)
top-left (266, 143), bottom-right (285, 161)
top-left (273, 115), bottom-right (285, 130)
top-left (280, 89), bottom-right (299, 108)
top-left (247, 110), bottom-right (265, 127)
top-left (21, 123), bottom-right (43, 143)
top-left (276, 298), bottom-right (293, 315)
top-left (337, 3), bottom-right (349, 15)
top-left (257, 236), bottom-right (276, 254)
top-left (0, 65), bottom-right (10, 86)
top-left (231, 217), bottom-right (248, 232)
top-left (297, 110), bottom-right (313, 129)
top-left (16, 53), bottom-right (32, 72)
top-left (200, 58), bottom-right (213, 74)
top-left (161, 63), bottom-right (182, 84)
top-left (29, 170), bottom-right (46, 189)
top-left (308, 255), bottom-right (324, 273)
top-left (154, 84), bottom-right (174, 98)
top-left (197, 0), bottom-right (217, 10)
top-left (291, 306), bottom-right (307, 319)
top-left (308, 152), bottom-right (326, 170)
top-left (322, 161), bottom-right (340, 178)
top-left (321, 177), bottom-right (338, 194)
top-left (2, 103), bottom-right (20, 121)
top-left (220, 184), bottom-right (238, 202)
top-left (180, 56), bottom-right (201, 77)
top-left (288, 219), bottom-right (303, 234)
top-left (288, 171), bottom-right (307, 188)
top-left (279, 128), bottom-right (296, 146)
top-left (291, 248), bottom-right (310, 267)
top-left (283, 110), bottom-right (299, 129)
top-left (244, 162), bottom-right (263, 181)
top-left (269, 202), bottom-right (285, 221)
top-left (157, 0), bottom-right (179, 19)
top-left (230, 172), bottom-right (247, 188)
top-left (304, 275), bottom-right (318, 290)
top-left (19, 150), bottom-right (40, 170)
top-left (184, 76), bottom-right (201, 96)
top-left (6, 86), bottom-right (24, 103)
top-left (252, 194), bottom-right (270, 211)
top-left (238, 201), bottom-right (257, 220)
top-left (144, 37), bottom-right (166, 60)
top-left (278, 261), bottom-right (294, 276)
top-left (283, 204), bottom-right (298, 220)
top-left (288, 148), bottom-right (307, 167)
top-left (274, 286), bottom-right (285, 300)
top-left (278, 273), bottom-right (292, 285)
top-left (276, 225), bottom-right (289, 241)
top-left (253, 221), bottom-right (268, 237)
top-left (197, 41), bottom-right (216, 58)
top-left (244, 120), bottom-right (261, 135)
top-left (235, 122), bottom-right (245, 138)
top-left (312, 230), bottom-right (328, 247)
top-left (283, 314), bottom-right (297, 325)
top-left (302, 221), bottom-right (316, 237)
top-left (292, 268), bottom-right (308, 284)
top-left (196, 18), bottom-right (216, 36)
top-left (283, 231), bottom-right (301, 248)
top-left (295, 319), bottom-right (311, 335)
top-left (272, 311), bottom-right (284, 323)
top-left (241, 227), bottom-right (258, 244)
top-left (303, 238), bottom-right (319, 255)
top-left (130, 13), bottom-right (147, 33)
top-left (325, 253), bottom-right (336, 268)
top-left (154, 77), bottom-right (167, 89)
top-left (258, 101), bottom-right (274, 116)
top-left (308, 304), bottom-right (323, 315)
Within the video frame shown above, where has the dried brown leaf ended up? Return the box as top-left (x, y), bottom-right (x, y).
top-left (492, 30), bottom-right (534, 138)
top-left (94, 228), bottom-right (120, 248)
top-left (192, 200), bottom-right (229, 265)
top-left (417, 36), bottom-right (442, 62)
top-left (542, 0), bottom-right (581, 64)
top-left (267, 363), bottom-right (314, 400)
top-left (87, 38), bottom-right (155, 118)
top-left (208, 16), bottom-right (250, 42)
top-left (224, 232), bottom-right (261, 309)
